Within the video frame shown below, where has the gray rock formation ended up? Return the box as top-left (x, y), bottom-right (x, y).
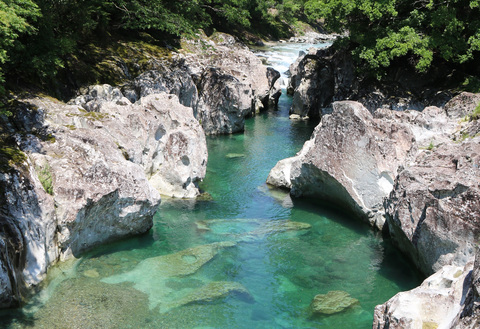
top-left (370, 93), bottom-right (480, 327)
top-left (453, 248), bottom-right (480, 328)
top-left (0, 91), bottom-right (207, 307)
top-left (267, 101), bottom-right (416, 229)
top-left (444, 92), bottom-right (480, 119)
top-left (373, 262), bottom-right (474, 329)
top-left (385, 138), bottom-right (480, 275)
top-left (287, 47), bottom-right (356, 118)
top-left (95, 32), bottom-right (281, 135)
top-left (195, 68), bottom-right (254, 134)
top-left (287, 46), bottom-right (451, 117)
top-left (181, 32), bottom-right (280, 134)
top-left (268, 92), bottom-right (480, 327)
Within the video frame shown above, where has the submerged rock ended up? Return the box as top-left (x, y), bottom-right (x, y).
top-left (310, 290), bottom-right (359, 315)
top-left (225, 153), bottom-right (245, 159)
top-left (169, 281), bottom-right (254, 310)
top-left (195, 218), bottom-right (311, 242)
top-left (102, 242), bottom-right (236, 310)
top-left (31, 278), bottom-right (153, 329)
top-left (104, 241), bottom-right (235, 280)
top-left (236, 220), bottom-right (311, 241)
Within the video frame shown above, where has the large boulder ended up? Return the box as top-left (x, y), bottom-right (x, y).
top-left (373, 261), bottom-right (474, 329)
top-left (181, 32), bottom-right (280, 134)
top-left (38, 92), bottom-right (207, 199)
top-left (383, 92), bottom-right (480, 276)
top-left (95, 32), bottom-right (280, 135)
top-left (0, 91), bottom-right (207, 307)
top-left (267, 101), bottom-right (415, 229)
top-left (385, 138), bottom-right (480, 275)
top-left (287, 47), bottom-right (356, 118)
top-left (195, 68), bottom-right (254, 134)
top-left (374, 92), bottom-right (480, 328)
top-left (287, 46), bottom-right (451, 117)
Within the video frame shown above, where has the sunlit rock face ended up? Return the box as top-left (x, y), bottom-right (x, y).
top-left (268, 101), bottom-right (416, 229)
top-left (119, 32), bottom-right (281, 135)
top-left (373, 262), bottom-right (474, 329)
top-left (372, 92), bottom-right (480, 328)
top-left (0, 90), bottom-right (208, 307)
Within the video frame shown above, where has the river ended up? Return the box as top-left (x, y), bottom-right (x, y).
top-left (0, 42), bottom-right (422, 329)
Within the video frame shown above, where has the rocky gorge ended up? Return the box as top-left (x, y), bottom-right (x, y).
top-left (0, 32), bottom-right (280, 308)
top-left (0, 28), bottom-right (478, 328)
top-left (268, 44), bottom-right (480, 327)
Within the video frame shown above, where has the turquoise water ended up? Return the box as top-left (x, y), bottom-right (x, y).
top-left (1, 89), bottom-right (422, 329)
top-left (0, 43), bottom-right (423, 328)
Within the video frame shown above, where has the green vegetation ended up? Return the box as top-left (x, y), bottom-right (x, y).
top-left (0, 0), bottom-right (40, 91)
top-left (470, 103), bottom-right (480, 120)
top-left (0, 145), bottom-right (26, 171)
top-left (427, 141), bottom-right (435, 151)
top-left (0, 0), bottom-right (307, 98)
top-left (303, 0), bottom-right (480, 79)
top-left (1, 0), bottom-right (479, 99)
top-left (37, 162), bottom-right (53, 195)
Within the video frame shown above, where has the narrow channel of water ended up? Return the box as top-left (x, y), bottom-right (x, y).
top-left (1, 42), bottom-right (423, 329)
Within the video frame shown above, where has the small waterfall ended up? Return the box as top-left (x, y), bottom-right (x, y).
top-left (255, 42), bottom-right (331, 89)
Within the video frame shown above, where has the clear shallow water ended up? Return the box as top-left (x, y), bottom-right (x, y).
top-left (0, 43), bottom-right (423, 329)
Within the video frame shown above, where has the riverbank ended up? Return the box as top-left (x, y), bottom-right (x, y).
top-left (1, 27), bottom-right (478, 328)
top-left (0, 48), bottom-right (423, 327)
top-left (268, 42), bottom-right (480, 328)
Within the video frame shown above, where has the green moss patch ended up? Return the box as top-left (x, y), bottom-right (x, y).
top-left (65, 35), bottom-right (173, 89)
top-left (0, 146), bottom-right (27, 172)
top-left (36, 162), bottom-right (54, 195)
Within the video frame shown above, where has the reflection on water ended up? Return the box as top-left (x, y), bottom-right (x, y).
top-left (0, 42), bottom-right (423, 329)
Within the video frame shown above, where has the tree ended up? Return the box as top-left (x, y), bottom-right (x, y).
top-left (304, 0), bottom-right (480, 77)
top-left (0, 0), bottom-right (40, 92)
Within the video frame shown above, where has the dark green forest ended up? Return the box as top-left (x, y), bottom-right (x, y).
top-left (0, 0), bottom-right (306, 96)
top-left (1, 0), bottom-right (480, 102)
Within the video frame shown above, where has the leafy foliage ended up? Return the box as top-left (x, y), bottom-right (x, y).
top-left (0, 0), bottom-right (308, 94)
top-left (304, 0), bottom-right (480, 76)
top-left (0, 0), bottom-right (40, 90)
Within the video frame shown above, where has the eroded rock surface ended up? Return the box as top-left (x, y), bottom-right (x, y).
top-left (0, 91), bottom-right (208, 307)
top-left (102, 242), bottom-right (236, 311)
top-left (370, 93), bottom-right (480, 327)
top-left (310, 290), bottom-right (359, 315)
top-left (268, 91), bottom-right (480, 327)
top-left (385, 138), bottom-right (480, 275)
top-left (373, 262), bottom-right (473, 329)
top-left (287, 46), bottom-right (451, 117)
top-left (90, 32), bottom-right (281, 135)
top-left (267, 101), bottom-right (415, 229)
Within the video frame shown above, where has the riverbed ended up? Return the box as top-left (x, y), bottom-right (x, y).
top-left (0, 42), bottom-right (423, 329)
